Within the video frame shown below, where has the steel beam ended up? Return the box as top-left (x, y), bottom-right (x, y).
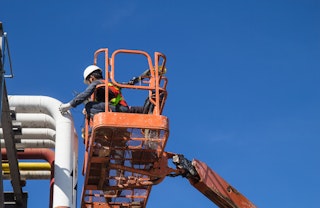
top-left (1, 82), bottom-right (25, 207)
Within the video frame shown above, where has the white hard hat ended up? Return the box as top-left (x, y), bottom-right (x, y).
top-left (83, 65), bottom-right (102, 84)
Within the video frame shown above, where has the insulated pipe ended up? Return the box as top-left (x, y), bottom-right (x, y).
top-left (72, 131), bottom-right (78, 208)
top-left (8, 96), bottom-right (77, 208)
top-left (1, 148), bottom-right (54, 178)
top-left (1, 148), bottom-right (55, 167)
top-left (0, 139), bottom-right (55, 148)
top-left (15, 113), bottom-right (55, 129)
top-left (68, 131), bottom-right (78, 208)
top-left (2, 148), bottom-right (56, 207)
top-left (0, 128), bottom-right (56, 140)
top-left (2, 170), bottom-right (51, 180)
top-left (0, 113), bottom-right (56, 148)
top-left (2, 162), bottom-right (51, 171)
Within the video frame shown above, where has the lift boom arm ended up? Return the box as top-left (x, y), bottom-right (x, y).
top-left (172, 154), bottom-right (256, 208)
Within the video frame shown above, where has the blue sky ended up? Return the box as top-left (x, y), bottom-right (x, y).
top-left (1, 1), bottom-right (320, 207)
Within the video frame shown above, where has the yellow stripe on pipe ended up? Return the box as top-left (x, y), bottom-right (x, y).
top-left (2, 162), bottom-right (51, 171)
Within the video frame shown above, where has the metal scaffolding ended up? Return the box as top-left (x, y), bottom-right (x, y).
top-left (0, 21), bottom-right (28, 208)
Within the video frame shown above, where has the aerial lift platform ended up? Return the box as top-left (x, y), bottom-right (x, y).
top-left (80, 48), bottom-right (256, 208)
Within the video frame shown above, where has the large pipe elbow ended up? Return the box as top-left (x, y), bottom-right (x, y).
top-left (8, 95), bottom-right (77, 208)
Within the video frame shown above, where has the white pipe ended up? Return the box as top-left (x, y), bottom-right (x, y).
top-left (2, 171), bottom-right (51, 180)
top-left (8, 95), bottom-right (77, 208)
top-left (72, 131), bottom-right (78, 207)
top-left (15, 113), bottom-right (55, 129)
top-left (0, 139), bottom-right (55, 148)
top-left (0, 128), bottom-right (56, 140)
top-left (1, 113), bottom-right (57, 147)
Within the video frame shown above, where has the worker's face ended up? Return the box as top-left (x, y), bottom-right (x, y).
top-left (86, 75), bottom-right (94, 84)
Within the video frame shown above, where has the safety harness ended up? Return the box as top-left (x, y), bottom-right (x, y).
top-left (107, 82), bottom-right (128, 106)
top-left (94, 80), bottom-right (128, 107)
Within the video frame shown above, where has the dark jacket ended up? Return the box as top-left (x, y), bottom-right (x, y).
top-left (69, 79), bottom-right (104, 107)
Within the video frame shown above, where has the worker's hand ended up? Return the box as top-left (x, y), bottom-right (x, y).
top-left (128, 77), bottom-right (136, 85)
top-left (59, 103), bottom-right (72, 114)
top-left (128, 77), bottom-right (140, 85)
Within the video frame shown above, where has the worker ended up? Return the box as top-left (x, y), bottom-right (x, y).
top-left (59, 65), bottom-right (129, 117)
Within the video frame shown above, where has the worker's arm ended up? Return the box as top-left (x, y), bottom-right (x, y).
top-left (60, 80), bottom-right (103, 114)
top-left (127, 69), bottom-right (150, 85)
top-left (69, 80), bottom-right (102, 107)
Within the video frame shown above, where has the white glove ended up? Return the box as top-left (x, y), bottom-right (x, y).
top-left (59, 103), bottom-right (72, 114)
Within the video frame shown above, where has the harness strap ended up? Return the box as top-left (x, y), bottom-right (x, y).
top-left (108, 83), bottom-right (127, 106)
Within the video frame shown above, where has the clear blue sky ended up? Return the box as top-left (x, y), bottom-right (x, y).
top-left (1, 1), bottom-right (320, 207)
